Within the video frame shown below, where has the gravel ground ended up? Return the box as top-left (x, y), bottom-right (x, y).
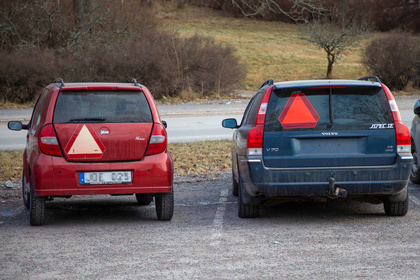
top-left (1, 174), bottom-right (420, 279)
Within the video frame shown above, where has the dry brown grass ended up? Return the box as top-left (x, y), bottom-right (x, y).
top-left (155, 4), bottom-right (370, 90)
top-left (169, 140), bottom-right (231, 177)
top-left (0, 150), bottom-right (22, 182)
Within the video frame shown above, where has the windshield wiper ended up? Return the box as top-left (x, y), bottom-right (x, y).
top-left (327, 89), bottom-right (333, 128)
top-left (68, 118), bottom-right (106, 123)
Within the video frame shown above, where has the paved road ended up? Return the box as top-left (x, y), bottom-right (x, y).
top-left (0, 95), bottom-right (418, 150)
top-left (1, 174), bottom-right (420, 279)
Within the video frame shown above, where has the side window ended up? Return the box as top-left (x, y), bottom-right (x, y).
top-left (31, 89), bottom-right (49, 128)
top-left (244, 88), bottom-right (266, 126)
top-left (240, 95), bottom-right (256, 127)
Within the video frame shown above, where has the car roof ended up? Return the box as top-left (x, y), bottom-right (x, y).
top-left (273, 79), bottom-right (382, 90)
top-left (51, 82), bottom-right (143, 92)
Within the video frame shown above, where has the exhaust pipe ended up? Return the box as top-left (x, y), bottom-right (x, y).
top-left (258, 193), bottom-right (268, 200)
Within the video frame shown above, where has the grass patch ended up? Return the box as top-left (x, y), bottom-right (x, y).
top-left (169, 140), bottom-right (231, 177)
top-left (0, 140), bottom-right (232, 182)
top-left (0, 150), bottom-right (22, 182)
top-left (156, 4), bottom-right (370, 90)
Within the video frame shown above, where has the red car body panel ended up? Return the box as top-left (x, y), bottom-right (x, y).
top-left (20, 82), bottom-right (173, 197)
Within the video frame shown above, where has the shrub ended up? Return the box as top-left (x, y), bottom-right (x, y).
top-left (362, 32), bottom-right (420, 90)
top-left (0, 48), bottom-right (56, 103)
top-left (0, 0), bottom-right (246, 103)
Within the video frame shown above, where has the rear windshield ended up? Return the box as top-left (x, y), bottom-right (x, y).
top-left (53, 91), bottom-right (153, 123)
top-left (265, 86), bottom-right (393, 131)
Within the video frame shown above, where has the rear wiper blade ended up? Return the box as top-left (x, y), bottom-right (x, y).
top-left (69, 118), bottom-right (106, 123)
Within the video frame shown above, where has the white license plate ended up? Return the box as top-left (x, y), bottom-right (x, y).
top-left (79, 171), bottom-right (132, 185)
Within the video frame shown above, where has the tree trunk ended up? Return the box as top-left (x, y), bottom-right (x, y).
top-left (177, 0), bottom-right (184, 9)
top-left (326, 53), bottom-right (335, 79)
top-left (73, 0), bottom-right (90, 25)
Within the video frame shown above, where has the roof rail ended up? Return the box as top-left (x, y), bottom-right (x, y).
top-left (358, 76), bottom-right (381, 83)
top-left (132, 78), bottom-right (141, 87)
top-left (53, 78), bottom-right (65, 87)
top-left (260, 78), bottom-right (274, 89)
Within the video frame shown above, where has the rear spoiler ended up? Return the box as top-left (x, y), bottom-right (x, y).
top-left (358, 76), bottom-right (381, 83)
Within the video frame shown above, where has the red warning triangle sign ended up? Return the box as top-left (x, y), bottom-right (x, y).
top-left (64, 124), bottom-right (105, 159)
top-left (279, 92), bottom-right (320, 129)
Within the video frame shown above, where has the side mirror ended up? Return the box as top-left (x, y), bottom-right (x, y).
top-left (162, 120), bottom-right (167, 129)
top-left (8, 121), bottom-right (25, 131)
top-left (414, 99), bottom-right (420, 116)
top-left (222, 118), bottom-right (238, 129)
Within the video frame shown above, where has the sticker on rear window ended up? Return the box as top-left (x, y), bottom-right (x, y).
top-left (369, 124), bottom-right (394, 129)
top-left (278, 92), bottom-right (320, 129)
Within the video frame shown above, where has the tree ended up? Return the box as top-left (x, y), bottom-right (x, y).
top-left (230, 0), bottom-right (369, 78)
top-left (301, 19), bottom-right (368, 78)
top-left (230, 0), bottom-right (326, 21)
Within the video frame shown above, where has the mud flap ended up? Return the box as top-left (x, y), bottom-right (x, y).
top-left (387, 186), bottom-right (408, 202)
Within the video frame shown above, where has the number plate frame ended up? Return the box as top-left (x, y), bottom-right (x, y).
top-left (79, 171), bottom-right (132, 185)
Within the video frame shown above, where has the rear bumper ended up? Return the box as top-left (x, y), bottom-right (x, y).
top-left (240, 155), bottom-right (412, 200)
top-left (32, 152), bottom-right (173, 196)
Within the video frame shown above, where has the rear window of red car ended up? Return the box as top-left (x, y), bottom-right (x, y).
top-left (53, 91), bottom-right (153, 123)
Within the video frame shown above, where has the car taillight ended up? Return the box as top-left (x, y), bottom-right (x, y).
top-left (382, 84), bottom-right (411, 154)
top-left (39, 124), bottom-right (63, 157)
top-left (247, 87), bottom-right (272, 156)
top-left (146, 123), bottom-right (167, 156)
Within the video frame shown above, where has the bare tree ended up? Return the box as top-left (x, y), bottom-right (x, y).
top-left (230, 0), bottom-right (370, 78)
top-left (178, 0), bottom-right (185, 9)
top-left (300, 1), bottom-right (370, 78)
top-left (301, 20), bottom-right (369, 78)
top-left (0, 0), bottom-right (106, 51)
top-left (230, 0), bottom-right (327, 21)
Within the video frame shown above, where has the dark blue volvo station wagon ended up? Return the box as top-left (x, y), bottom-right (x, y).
top-left (223, 77), bottom-right (413, 218)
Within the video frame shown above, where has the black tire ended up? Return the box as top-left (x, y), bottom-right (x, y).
top-left (384, 191), bottom-right (409, 216)
top-left (410, 143), bottom-right (420, 184)
top-left (238, 177), bottom-right (259, 218)
top-left (22, 171), bottom-right (30, 209)
top-left (232, 174), bottom-right (239, 197)
top-left (155, 189), bottom-right (174, 221)
top-left (29, 177), bottom-right (46, 226)
top-left (135, 194), bottom-right (153, 206)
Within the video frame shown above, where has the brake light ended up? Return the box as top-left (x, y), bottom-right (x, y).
top-left (247, 87), bottom-right (272, 156)
top-left (381, 84), bottom-right (411, 154)
top-left (146, 123), bottom-right (167, 156)
top-left (39, 124), bottom-right (63, 157)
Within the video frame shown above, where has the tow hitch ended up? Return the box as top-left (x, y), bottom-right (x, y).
top-left (328, 177), bottom-right (347, 198)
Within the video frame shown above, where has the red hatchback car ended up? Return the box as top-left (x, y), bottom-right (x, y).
top-left (8, 79), bottom-right (174, 225)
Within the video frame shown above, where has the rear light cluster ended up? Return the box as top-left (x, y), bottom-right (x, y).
top-left (247, 87), bottom-right (272, 156)
top-left (39, 124), bottom-right (63, 157)
top-left (146, 123), bottom-right (167, 156)
top-left (382, 84), bottom-right (411, 154)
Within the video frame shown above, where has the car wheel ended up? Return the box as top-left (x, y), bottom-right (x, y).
top-left (232, 173), bottom-right (239, 197)
top-left (135, 194), bottom-right (153, 206)
top-left (155, 189), bottom-right (174, 221)
top-left (29, 177), bottom-right (46, 226)
top-left (22, 171), bottom-right (30, 209)
top-left (384, 191), bottom-right (409, 216)
top-left (410, 143), bottom-right (420, 184)
top-left (238, 177), bottom-right (259, 218)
